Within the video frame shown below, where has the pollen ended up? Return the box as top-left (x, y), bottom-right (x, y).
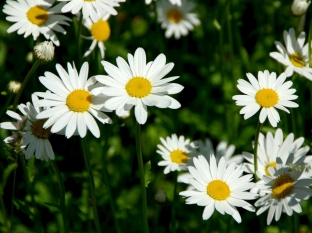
top-left (26, 6), bottom-right (48, 26)
top-left (255, 88), bottom-right (279, 108)
top-left (125, 77), bottom-right (152, 98)
top-left (170, 149), bottom-right (188, 164)
top-left (91, 20), bottom-right (111, 42)
top-left (66, 90), bottom-right (93, 112)
top-left (265, 162), bottom-right (277, 176)
top-left (207, 180), bottom-right (230, 201)
top-left (289, 53), bottom-right (306, 68)
top-left (272, 174), bottom-right (293, 199)
top-left (31, 119), bottom-right (52, 139)
top-left (167, 8), bottom-right (183, 23)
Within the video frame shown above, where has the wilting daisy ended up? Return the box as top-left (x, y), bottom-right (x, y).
top-left (255, 156), bottom-right (312, 225)
top-left (232, 70), bottom-right (298, 127)
top-left (0, 95), bottom-right (55, 161)
top-left (157, 134), bottom-right (195, 174)
top-left (3, 0), bottom-right (71, 46)
top-left (81, 13), bottom-right (110, 59)
top-left (270, 28), bottom-right (312, 81)
top-left (33, 41), bottom-right (55, 62)
top-left (156, 0), bottom-right (200, 39)
top-left (180, 155), bottom-right (258, 223)
top-left (33, 62), bottom-right (112, 139)
top-left (96, 47), bottom-right (184, 124)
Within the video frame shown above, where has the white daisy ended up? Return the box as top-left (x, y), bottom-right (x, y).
top-left (0, 94), bottom-right (55, 161)
top-left (232, 70), bottom-right (298, 127)
top-left (3, 0), bottom-right (71, 46)
top-left (33, 40), bottom-right (55, 62)
top-left (82, 13), bottom-right (110, 59)
top-left (156, 0), bottom-right (200, 39)
top-left (95, 47), bottom-right (184, 125)
top-left (179, 155), bottom-right (258, 223)
top-left (146, 0), bottom-right (182, 6)
top-left (270, 28), bottom-right (312, 81)
top-left (255, 156), bottom-right (312, 225)
top-left (157, 134), bottom-right (196, 174)
top-left (33, 61), bottom-right (112, 139)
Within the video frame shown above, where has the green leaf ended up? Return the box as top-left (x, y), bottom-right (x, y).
top-left (144, 161), bottom-right (151, 188)
top-left (1, 163), bottom-right (17, 190)
top-left (43, 202), bottom-right (60, 209)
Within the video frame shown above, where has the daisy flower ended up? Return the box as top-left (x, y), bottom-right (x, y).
top-left (232, 70), bottom-right (298, 127)
top-left (3, 0), bottom-right (71, 46)
top-left (33, 40), bottom-right (55, 62)
top-left (82, 13), bottom-right (110, 59)
top-left (157, 134), bottom-right (196, 174)
top-left (146, 0), bottom-right (182, 6)
top-left (0, 95), bottom-right (55, 161)
top-left (270, 28), bottom-right (312, 81)
top-left (33, 61), bottom-right (112, 139)
top-left (96, 47), bottom-right (184, 125)
top-left (179, 155), bottom-right (258, 223)
top-left (156, 0), bottom-right (200, 39)
top-left (255, 156), bottom-right (312, 225)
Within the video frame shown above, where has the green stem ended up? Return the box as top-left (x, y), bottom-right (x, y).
top-left (77, 14), bottom-right (83, 65)
top-left (80, 138), bottom-right (101, 233)
top-left (253, 121), bottom-right (263, 181)
top-left (13, 60), bottom-right (41, 111)
top-left (294, 212), bottom-right (299, 233)
top-left (10, 154), bottom-right (18, 233)
top-left (135, 122), bottom-right (149, 233)
top-left (296, 14), bottom-right (306, 35)
top-left (50, 160), bottom-right (68, 233)
top-left (0, 93), bottom-right (13, 120)
top-left (171, 172), bottom-right (178, 233)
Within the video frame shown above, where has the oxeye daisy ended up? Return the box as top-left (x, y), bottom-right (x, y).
top-left (156, 0), bottom-right (200, 39)
top-left (146, 0), bottom-right (182, 6)
top-left (157, 134), bottom-right (196, 174)
top-left (232, 70), bottom-right (298, 127)
top-left (179, 155), bottom-right (258, 223)
top-left (96, 47), bottom-right (184, 124)
top-left (81, 13), bottom-right (110, 59)
top-left (255, 157), bottom-right (312, 225)
top-left (3, 0), bottom-right (71, 46)
top-left (0, 95), bottom-right (55, 161)
top-left (270, 27), bottom-right (312, 81)
top-left (33, 61), bottom-right (112, 139)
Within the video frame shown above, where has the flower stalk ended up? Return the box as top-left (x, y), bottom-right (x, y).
top-left (253, 121), bottom-right (263, 181)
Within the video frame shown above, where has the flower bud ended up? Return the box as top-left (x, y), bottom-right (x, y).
top-left (291, 0), bottom-right (311, 16)
top-left (8, 80), bottom-right (22, 94)
top-left (154, 189), bottom-right (167, 204)
top-left (33, 41), bottom-right (55, 62)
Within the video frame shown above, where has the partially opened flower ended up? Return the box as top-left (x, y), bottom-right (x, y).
top-left (270, 28), bottom-right (312, 80)
top-left (291, 0), bottom-right (311, 17)
top-left (34, 41), bottom-right (55, 62)
top-left (156, 0), bottom-right (200, 39)
top-left (232, 70), bottom-right (298, 127)
top-left (180, 155), bottom-right (258, 223)
top-left (96, 47), bottom-right (184, 124)
top-left (3, 0), bottom-right (71, 46)
top-left (34, 62), bottom-right (112, 138)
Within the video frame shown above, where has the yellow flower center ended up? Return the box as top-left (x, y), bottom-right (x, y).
top-left (91, 20), bottom-right (111, 42)
top-left (167, 8), bottom-right (183, 23)
top-left (66, 90), bottom-right (93, 112)
top-left (31, 119), bottom-right (52, 139)
top-left (170, 149), bottom-right (188, 164)
top-left (265, 162), bottom-right (277, 176)
top-left (255, 88), bottom-right (279, 108)
top-left (289, 53), bottom-right (306, 68)
top-left (125, 77), bottom-right (152, 98)
top-left (272, 174), bottom-right (293, 199)
top-left (26, 6), bottom-right (48, 26)
top-left (207, 180), bottom-right (230, 201)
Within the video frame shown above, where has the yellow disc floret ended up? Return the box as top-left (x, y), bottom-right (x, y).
top-left (255, 88), bottom-right (279, 108)
top-left (126, 77), bottom-right (152, 98)
top-left (289, 53), bottom-right (306, 68)
top-left (91, 20), bottom-right (111, 42)
top-left (265, 162), bottom-right (277, 176)
top-left (31, 119), bottom-right (52, 139)
top-left (66, 90), bottom-right (93, 112)
top-left (170, 149), bottom-right (188, 164)
top-left (167, 8), bottom-right (183, 23)
top-left (207, 180), bottom-right (231, 201)
top-left (27, 6), bottom-right (48, 26)
top-left (272, 174), bottom-right (293, 199)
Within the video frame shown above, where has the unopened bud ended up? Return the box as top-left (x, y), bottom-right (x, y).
top-left (8, 80), bottom-right (22, 94)
top-left (291, 0), bottom-right (311, 16)
top-left (33, 41), bottom-right (55, 62)
top-left (154, 189), bottom-right (167, 204)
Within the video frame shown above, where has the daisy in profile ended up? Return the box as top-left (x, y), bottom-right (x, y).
top-left (96, 47), bottom-right (184, 124)
top-left (81, 13), bottom-right (110, 59)
top-left (33, 62), bottom-right (112, 139)
top-left (255, 156), bottom-right (312, 225)
top-left (146, 0), bottom-right (182, 6)
top-left (180, 155), bottom-right (258, 223)
top-left (156, 0), bottom-right (200, 39)
top-left (270, 28), bottom-right (312, 81)
top-left (157, 134), bottom-right (196, 174)
top-left (232, 70), bottom-right (298, 127)
top-left (3, 0), bottom-right (71, 46)
top-left (0, 95), bottom-right (55, 161)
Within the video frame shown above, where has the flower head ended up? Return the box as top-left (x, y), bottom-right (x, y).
top-left (291, 0), bottom-right (311, 16)
top-left (96, 47), bottom-right (184, 124)
top-left (8, 80), bottom-right (22, 94)
top-left (34, 41), bottom-right (55, 62)
top-left (33, 62), bottom-right (112, 138)
top-left (146, 0), bottom-right (182, 5)
top-left (232, 70), bottom-right (298, 127)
